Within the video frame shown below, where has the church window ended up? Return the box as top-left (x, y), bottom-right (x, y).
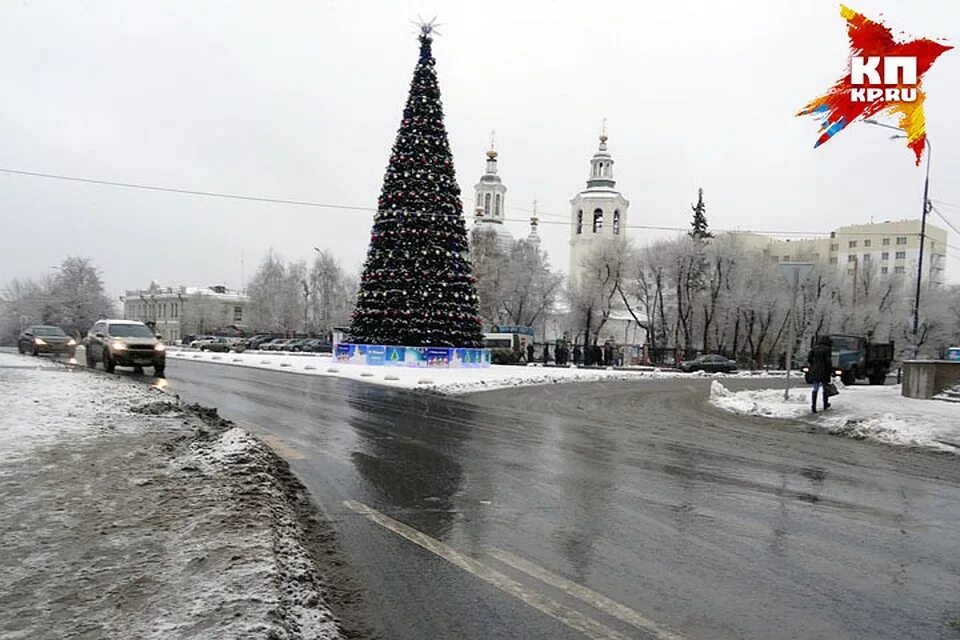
top-left (484, 193), bottom-right (491, 215)
top-left (613, 210), bottom-right (620, 235)
top-left (576, 210), bottom-right (583, 235)
top-left (495, 194), bottom-right (501, 217)
top-left (593, 209), bottom-right (603, 233)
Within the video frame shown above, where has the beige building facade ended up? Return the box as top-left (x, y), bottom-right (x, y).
top-left (122, 284), bottom-right (249, 342)
top-left (731, 219), bottom-right (948, 285)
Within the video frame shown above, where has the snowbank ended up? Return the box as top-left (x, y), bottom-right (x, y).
top-left (0, 355), bottom-right (148, 460)
top-left (0, 352), bottom-right (345, 639)
top-left (167, 348), bottom-right (778, 394)
top-left (710, 380), bottom-right (960, 453)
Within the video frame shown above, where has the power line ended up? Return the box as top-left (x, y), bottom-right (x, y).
top-left (0, 167), bottom-right (376, 212)
top-left (932, 206), bottom-right (960, 237)
top-left (0, 164), bottom-right (939, 240)
top-left (930, 198), bottom-right (960, 211)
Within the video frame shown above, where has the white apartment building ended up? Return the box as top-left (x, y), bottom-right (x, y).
top-left (732, 219), bottom-right (948, 285)
top-left (122, 283), bottom-right (249, 342)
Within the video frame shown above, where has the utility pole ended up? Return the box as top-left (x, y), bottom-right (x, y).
top-left (864, 119), bottom-right (932, 358)
top-left (912, 142), bottom-right (931, 356)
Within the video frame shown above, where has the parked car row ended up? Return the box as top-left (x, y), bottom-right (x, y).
top-left (255, 337), bottom-right (332, 353)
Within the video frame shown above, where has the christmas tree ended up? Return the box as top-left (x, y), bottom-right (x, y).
top-left (349, 23), bottom-right (484, 347)
top-left (689, 187), bottom-right (713, 240)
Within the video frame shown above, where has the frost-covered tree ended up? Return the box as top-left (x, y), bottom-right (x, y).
top-left (469, 230), bottom-right (563, 331)
top-left (0, 257), bottom-right (115, 343)
top-left (247, 250), bottom-right (356, 335)
top-left (49, 257), bottom-right (117, 336)
top-left (308, 249), bottom-right (355, 338)
top-left (627, 233), bottom-right (959, 366)
top-left (689, 188), bottom-right (712, 240)
top-left (567, 238), bottom-right (630, 345)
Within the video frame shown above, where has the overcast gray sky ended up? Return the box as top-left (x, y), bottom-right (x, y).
top-left (1, 0), bottom-right (958, 297)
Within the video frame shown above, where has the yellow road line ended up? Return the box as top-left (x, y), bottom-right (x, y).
top-left (261, 434), bottom-right (307, 460)
top-left (489, 548), bottom-right (686, 640)
top-left (342, 500), bottom-right (631, 640)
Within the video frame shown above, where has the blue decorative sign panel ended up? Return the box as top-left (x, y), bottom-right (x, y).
top-left (336, 343), bottom-right (491, 368)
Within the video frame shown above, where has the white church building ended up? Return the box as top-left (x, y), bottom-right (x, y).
top-left (469, 130), bottom-right (645, 358)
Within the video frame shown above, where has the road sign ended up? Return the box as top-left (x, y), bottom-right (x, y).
top-left (777, 262), bottom-right (814, 287)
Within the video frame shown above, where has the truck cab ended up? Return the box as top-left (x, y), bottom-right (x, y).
top-left (804, 334), bottom-right (893, 386)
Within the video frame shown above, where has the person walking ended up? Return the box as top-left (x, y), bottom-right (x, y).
top-left (572, 344), bottom-right (582, 366)
top-left (807, 336), bottom-right (833, 413)
top-left (542, 343), bottom-right (551, 365)
top-left (526, 342), bottom-right (535, 364)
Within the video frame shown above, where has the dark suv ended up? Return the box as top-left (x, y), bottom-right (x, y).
top-left (84, 319), bottom-right (166, 375)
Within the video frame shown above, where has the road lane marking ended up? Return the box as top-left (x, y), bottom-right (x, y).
top-left (342, 500), bottom-right (630, 640)
top-left (489, 548), bottom-right (685, 640)
top-left (262, 435), bottom-right (307, 460)
top-left (227, 417), bottom-right (340, 461)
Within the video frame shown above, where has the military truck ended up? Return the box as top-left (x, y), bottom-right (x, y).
top-left (803, 334), bottom-right (894, 386)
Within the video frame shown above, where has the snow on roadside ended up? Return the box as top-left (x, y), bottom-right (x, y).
top-left (0, 353), bottom-right (152, 459)
top-left (710, 380), bottom-right (960, 453)
top-left (0, 351), bottom-right (345, 639)
top-left (166, 347), bottom-right (781, 394)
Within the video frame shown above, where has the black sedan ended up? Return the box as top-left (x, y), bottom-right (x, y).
top-left (17, 325), bottom-right (77, 357)
top-left (679, 354), bottom-right (738, 373)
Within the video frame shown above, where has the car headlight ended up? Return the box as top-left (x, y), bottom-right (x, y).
top-left (67, 338), bottom-right (77, 346)
top-left (154, 343), bottom-right (166, 352)
top-left (835, 369), bottom-right (842, 376)
top-left (112, 341), bottom-right (128, 351)
top-left (34, 338), bottom-right (47, 346)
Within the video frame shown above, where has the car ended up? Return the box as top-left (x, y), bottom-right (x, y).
top-left (83, 319), bottom-right (165, 375)
top-left (245, 334), bottom-right (277, 349)
top-left (286, 338), bottom-right (311, 352)
top-left (189, 335), bottom-right (216, 349)
top-left (265, 338), bottom-right (296, 351)
top-left (253, 336), bottom-right (283, 350)
top-left (224, 337), bottom-right (247, 352)
top-left (199, 337), bottom-right (231, 352)
top-left (17, 325), bottom-right (77, 357)
top-left (679, 354), bottom-right (738, 373)
top-left (301, 338), bottom-right (333, 353)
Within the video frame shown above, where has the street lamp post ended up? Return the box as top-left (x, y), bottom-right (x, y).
top-left (301, 279), bottom-right (310, 335)
top-left (864, 119), bottom-right (932, 357)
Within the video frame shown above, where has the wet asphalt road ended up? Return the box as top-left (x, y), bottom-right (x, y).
top-left (157, 358), bottom-right (960, 640)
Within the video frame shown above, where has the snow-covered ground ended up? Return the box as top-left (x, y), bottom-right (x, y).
top-left (710, 380), bottom-right (960, 454)
top-left (166, 347), bottom-right (786, 394)
top-left (0, 352), bottom-right (344, 639)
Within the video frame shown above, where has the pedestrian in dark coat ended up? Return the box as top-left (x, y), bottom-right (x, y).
top-left (603, 343), bottom-right (614, 367)
top-left (542, 344), bottom-right (550, 365)
top-left (573, 345), bottom-right (582, 366)
top-left (807, 336), bottom-right (833, 413)
top-left (526, 343), bottom-right (535, 364)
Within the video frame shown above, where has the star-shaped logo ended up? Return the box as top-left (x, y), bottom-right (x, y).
top-left (797, 5), bottom-right (952, 165)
